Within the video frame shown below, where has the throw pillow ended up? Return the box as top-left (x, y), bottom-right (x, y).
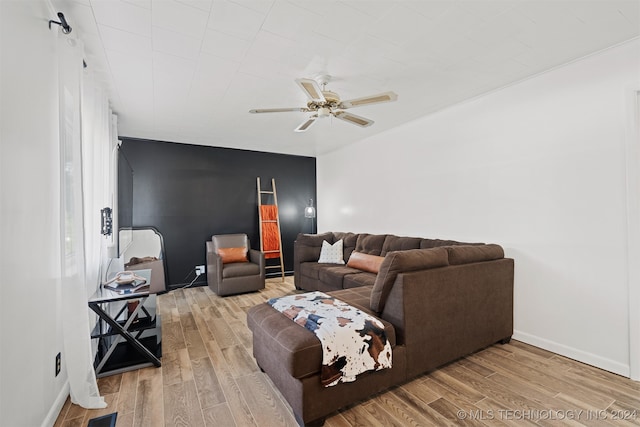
top-left (346, 251), bottom-right (385, 274)
top-left (217, 247), bottom-right (248, 264)
top-left (317, 239), bottom-right (345, 264)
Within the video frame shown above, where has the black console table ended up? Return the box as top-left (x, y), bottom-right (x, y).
top-left (88, 286), bottom-right (162, 377)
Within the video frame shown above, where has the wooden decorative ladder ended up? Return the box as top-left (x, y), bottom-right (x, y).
top-left (257, 177), bottom-right (285, 281)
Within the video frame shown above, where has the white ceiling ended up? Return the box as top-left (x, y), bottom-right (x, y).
top-left (52, 0), bottom-right (639, 156)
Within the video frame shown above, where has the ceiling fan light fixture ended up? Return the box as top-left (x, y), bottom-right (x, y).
top-left (322, 91), bottom-right (340, 104)
top-left (318, 107), bottom-right (331, 117)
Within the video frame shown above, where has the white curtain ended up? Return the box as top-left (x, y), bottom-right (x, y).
top-left (58, 34), bottom-right (106, 409)
top-left (81, 71), bottom-right (113, 294)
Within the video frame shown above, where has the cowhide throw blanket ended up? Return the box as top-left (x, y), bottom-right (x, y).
top-left (268, 291), bottom-right (392, 387)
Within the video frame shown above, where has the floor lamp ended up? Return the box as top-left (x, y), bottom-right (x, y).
top-left (305, 199), bottom-right (316, 233)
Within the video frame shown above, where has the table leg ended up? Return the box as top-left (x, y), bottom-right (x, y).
top-left (89, 300), bottom-right (161, 369)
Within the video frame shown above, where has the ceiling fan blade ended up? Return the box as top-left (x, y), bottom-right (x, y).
top-left (338, 91), bottom-right (398, 109)
top-left (333, 111), bottom-right (374, 128)
top-left (249, 107), bottom-right (309, 113)
top-left (295, 78), bottom-right (326, 103)
top-left (294, 116), bottom-right (317, 132)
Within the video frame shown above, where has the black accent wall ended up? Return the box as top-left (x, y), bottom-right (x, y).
top-left (119, 138), bottom-right (316, 288)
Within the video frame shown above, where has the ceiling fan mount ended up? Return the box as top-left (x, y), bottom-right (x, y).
top-left (249, 75), bottom-right (398, 132)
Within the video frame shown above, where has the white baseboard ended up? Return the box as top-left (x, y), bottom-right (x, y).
top-left (42, 380), bottom-right (69, 427)
top-left (513, 330), bottom-right (631, 378)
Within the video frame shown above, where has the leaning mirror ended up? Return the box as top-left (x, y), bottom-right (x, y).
top-left (121, 226), bottom-right (168, 293)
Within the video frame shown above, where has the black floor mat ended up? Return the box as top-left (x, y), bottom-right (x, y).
top-left (86, 413), bottom-right (117, 427)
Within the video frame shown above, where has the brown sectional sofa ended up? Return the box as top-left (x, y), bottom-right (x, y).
top-left (247, 232), bottom-right (514, 426)
top-left (294, 232), bottom-right (486, 291)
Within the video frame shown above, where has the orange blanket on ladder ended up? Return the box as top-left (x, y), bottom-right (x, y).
top-left (260, 205), bottom-right (280, 259)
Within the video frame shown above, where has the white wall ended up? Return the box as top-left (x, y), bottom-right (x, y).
top-left (318, 39), bottom-right (640, 377)
top-left (0, 1), bottom-right (69, 425)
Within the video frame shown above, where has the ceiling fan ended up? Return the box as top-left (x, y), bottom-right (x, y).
top-left (249, 75), bottom-right (398, 132)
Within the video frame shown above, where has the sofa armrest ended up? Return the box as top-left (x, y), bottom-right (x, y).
top-left (381, 258), bottom-right (514, 378)
top-left (206, 240), bottom-right (223, 291)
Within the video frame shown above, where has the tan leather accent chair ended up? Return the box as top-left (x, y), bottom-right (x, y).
top-left (206, 234), bottom-right (265, 296)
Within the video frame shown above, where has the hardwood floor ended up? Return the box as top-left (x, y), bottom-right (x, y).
top-left (55, 278), bottom-right (640, 427)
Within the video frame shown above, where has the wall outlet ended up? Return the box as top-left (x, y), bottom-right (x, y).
top-left (106, 244), bottom-right (118, 259)
top-left (195, 265), bottom-right (205, 276)
top-left (55, 352), bottom-right (61, 377)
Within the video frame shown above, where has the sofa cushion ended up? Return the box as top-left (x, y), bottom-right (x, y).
top-left (420, 239), bottom-right (461, 248)
top-left (298, 232), bottom-right (335, 246)
top-left (447, 244), bottom-right (504, 265)
top-left (343, 272), bottom-right (377, 289)
top-left (318, 239), bottom-right (345, 264)
top-left (295, 232), bottom-right (335, 264)
top-left (420, 238), bottom-right (484, 249)
top-left (329, 287), bottom-right (396, 347)
top-left (222, 261), bottom-right (260, 278)
top-left (300, 262), bottom-right (324, 280)
top-left (381, 235), bottom-right (422, 256)
top-left (318, 265), bottom-right (361, 289)
top-left (371, 248), bottom-right (449, 313)
top-left (355, 234), bottom-right (387, 255)
top-left (346, 252), bottom-right (385, 274)
top-left (333, 232), bottom-right (357, 261)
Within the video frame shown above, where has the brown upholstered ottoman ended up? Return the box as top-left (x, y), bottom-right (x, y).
top-left (246, 287), bottom-right (402, 426)
top-left (247, 287), bottom-right (396, 378)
